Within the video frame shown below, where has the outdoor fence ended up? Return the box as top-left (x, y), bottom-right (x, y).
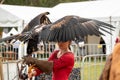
top-left (2, 61), bottom-right (19, 80)
top-left (81, 54), bottom-right (108, 80)
top-left (0, 43), bottom-right (110, 80)
top-left (0, 43), bottom-right (18, 60)
top-left (0, 42), bottom-right (108, 60)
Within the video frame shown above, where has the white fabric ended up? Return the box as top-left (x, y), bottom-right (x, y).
top-left (49, 0), bottom-right (120, 21)
top-left (0, 6), bottom-right (22, 27)
top-left (13, 40), bottom-right (21, 48)
top-left (2, 28), bottom-right (18, 38)
top-left (0, 4), bottom-right (51, 26)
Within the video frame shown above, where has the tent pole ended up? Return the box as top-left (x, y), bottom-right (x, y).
top-left (109, 16), bottom-right (112, 51)
top-left (18, 20), bottom-right (25, 59)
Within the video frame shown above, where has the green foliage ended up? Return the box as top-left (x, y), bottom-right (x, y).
top-left (3, 0), bottom-right (88, 7)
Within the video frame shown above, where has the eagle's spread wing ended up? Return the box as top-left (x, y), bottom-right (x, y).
top-left (16, 25), bottom-right (46, 42)
top-left (0, 12), bottom-right (51, 55)
top-left (39, 15), bottom-right (115, 42)
top-left (0, 13), bottom-right (115, 55)
top-left (0, 12), bottom-right (51, 43)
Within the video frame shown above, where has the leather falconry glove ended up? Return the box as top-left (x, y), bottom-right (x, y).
top-left (23, 56), bottom-right (53, 74)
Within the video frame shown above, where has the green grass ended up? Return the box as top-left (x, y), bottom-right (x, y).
top-left (74, 61), bottom-right (106, 80)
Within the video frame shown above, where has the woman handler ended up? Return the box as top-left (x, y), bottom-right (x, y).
top-left (23, 41), bottom-right (74, 80)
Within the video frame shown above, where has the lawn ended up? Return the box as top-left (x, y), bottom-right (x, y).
top-left (74, 60), bottom-right (106, 80)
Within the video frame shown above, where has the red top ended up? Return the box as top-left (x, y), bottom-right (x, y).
top-left (35, 50), bottom-right (74, 80)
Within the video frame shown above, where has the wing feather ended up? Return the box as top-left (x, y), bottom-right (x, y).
top-left (39, 15), bottom-right (115, 42)
top-left (22, 12), bottom-right (51, 33)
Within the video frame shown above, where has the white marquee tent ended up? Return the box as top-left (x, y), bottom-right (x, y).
top-left (0, 7), bottom-right (22, 27)
top-left (2, 28), bottom-right (18, 38)
top-left (0, 6), bottom-right (23, 34)
top-left (49, 0), bottom-right (120, 21)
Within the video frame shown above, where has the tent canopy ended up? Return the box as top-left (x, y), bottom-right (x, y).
top-left (0, 4), bottom-right (51, 25)
top-left (2, 28), bottom-right (18, 38)
top-left (49, 0), bottom-right (120, 22)
top-left (0, 7), bottom-right (22, 27)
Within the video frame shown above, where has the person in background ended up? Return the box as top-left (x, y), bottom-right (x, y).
top-left (100, 34), bottom-right (120, 80)
top-left (23, 41), bottom-right (75, 80)
top-left (115, 36), bottom-right (120, 44)
top-left (100, 38), bottom-right (106, 54)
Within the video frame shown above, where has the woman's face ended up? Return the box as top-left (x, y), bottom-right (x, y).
top-left (58, 41), bottom-right (71, 50)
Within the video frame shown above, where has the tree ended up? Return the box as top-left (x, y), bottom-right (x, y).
top-left (3, 0), bottom-right (89, 7)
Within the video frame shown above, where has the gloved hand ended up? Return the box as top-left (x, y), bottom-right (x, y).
top-left (22, 56), bottom-right (36, 65)
top-left (22, 55), bottom-right (53, 73)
